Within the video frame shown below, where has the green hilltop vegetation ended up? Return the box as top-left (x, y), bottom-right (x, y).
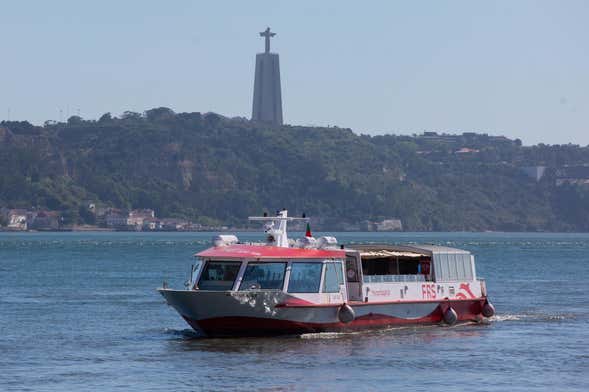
top-left (1, 107), bottom-right (589, 231)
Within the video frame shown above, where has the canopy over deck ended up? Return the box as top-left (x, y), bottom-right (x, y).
top-left (349, 244), bottom-right (471, 257)
top-left (358, 250), bottom-right (425, 259)
top-left (348, 244), bottom-right (475, 281)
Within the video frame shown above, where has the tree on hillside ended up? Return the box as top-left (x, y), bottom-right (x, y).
top-left (121, 111), bottom-right (142, 120)
top-left (145, 107), bottom-right (175, 122)
top-left (98, 113), bottom-right (113, 123)
top-left (1, 107), bottom-right (589, 231)
top-left (67, 116), bottom-right (84, 125)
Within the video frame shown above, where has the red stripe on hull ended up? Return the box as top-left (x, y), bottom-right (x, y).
top-left (183, 299), bottom-right (486, 337)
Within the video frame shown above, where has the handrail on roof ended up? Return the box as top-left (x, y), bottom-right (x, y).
top-left (247, 209), bottom-right (309, 248)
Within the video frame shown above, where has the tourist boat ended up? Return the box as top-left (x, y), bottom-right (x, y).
top-left (158, 210), bottom-right (495, 337)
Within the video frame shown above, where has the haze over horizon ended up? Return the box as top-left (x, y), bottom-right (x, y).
top-left (1, 0), bottom-right (587, 146)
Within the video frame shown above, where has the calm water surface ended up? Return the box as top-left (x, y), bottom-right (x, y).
top-left (1, 232), bottom-right (588, 391)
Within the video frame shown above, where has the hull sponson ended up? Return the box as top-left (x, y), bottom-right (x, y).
top-left (159, 289), bottom-right (486, 337)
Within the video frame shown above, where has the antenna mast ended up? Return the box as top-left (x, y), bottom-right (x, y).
top-left (249, 209), bottom-right (309, 248)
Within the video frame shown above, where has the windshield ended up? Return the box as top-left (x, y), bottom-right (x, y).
top-left (323, 262), bottom-right (344, 293)
top-left (239, 262), bottom-right (286, 290)
top-left (198, 260), bottom-right (241, 290)
top-left (190, 259), bottom-right (204, 288)
top-left (287, 262), bottom-right (322, 293)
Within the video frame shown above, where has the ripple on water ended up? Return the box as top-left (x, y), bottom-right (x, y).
top-left (492, 312), bottom-right (576, 323)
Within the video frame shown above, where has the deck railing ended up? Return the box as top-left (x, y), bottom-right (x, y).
top-left (363, 274), bottom-right (426, 283)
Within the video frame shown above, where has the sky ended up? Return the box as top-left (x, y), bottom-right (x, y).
top-left (0, 0), bottom-right (587, 145)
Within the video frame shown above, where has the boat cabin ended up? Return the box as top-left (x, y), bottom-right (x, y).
top-left (189, 243), bottom-right (348, 301)
top-left (189, 240), bottom-right (478, 303)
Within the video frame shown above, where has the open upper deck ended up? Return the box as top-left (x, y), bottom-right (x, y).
top-left (347, 244), bottom-right (476, 283)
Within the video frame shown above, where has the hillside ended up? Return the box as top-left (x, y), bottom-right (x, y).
top-left (1, 108), bottom-right (589, 231)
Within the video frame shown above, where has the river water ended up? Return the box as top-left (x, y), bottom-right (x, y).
top-left (1, 232), bottom-right (588, 391)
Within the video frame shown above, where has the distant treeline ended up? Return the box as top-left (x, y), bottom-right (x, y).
top-left (1, 107), bottom-right (589, 231)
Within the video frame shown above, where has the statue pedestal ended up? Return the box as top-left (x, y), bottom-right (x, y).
top-left (252, 52), bottom-right (283, 126)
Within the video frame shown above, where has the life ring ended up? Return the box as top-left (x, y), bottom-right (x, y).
top-left (482, 301), bottom-right (496, 318)
top-left (338, 303), bottom-right (355, 323)
top-left (346, 268), bottom-right (356, 280)
top-left (443, 306), bottom-right (458, 325)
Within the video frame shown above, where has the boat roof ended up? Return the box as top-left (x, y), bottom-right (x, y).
top-left (196, 244), bottom-right (346, 260)
top-left (358, 250), bottom-right (424, 258)
top-left (348, 244), bottom-right (471, 257)
top-left (408, 244), bottom-right (471, 255)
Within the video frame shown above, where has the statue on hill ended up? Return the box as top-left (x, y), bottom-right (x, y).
top-left (260, 27), bottom-right (276, 53)
top-left (252, 27), bottom-right (283, 126)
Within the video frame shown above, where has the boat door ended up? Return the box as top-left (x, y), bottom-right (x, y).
top-left (344, 252), bottom-right (362, 301)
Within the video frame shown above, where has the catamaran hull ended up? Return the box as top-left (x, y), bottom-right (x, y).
top-left (159, 289), bottom-right (487, 337)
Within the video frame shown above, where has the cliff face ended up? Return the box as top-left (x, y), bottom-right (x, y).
top-left (1, 110), bottom-right (589, 231)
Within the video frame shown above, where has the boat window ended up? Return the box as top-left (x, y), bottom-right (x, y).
top-left (432, 253), bottom-right (473, 282)
top-left (362, 257), bottom-right (397, 275)
top-left (399, 259), bottom-right (419, 274)
top-left (323, 262), bottom-right (344, 293)
top-left (239, 262), bottom-right (287, 291)
top-left (190, 259), bottom-right (204, 288)
top-left (361, 256), bottom-right (431, 283)
top-left (288, 262), bottom-right (322, 293)
top-left (198, 261), bottom-right (241, 290)
top-left (345, 256), bottom-right (359, 282)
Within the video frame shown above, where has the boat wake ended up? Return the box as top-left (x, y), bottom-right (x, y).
top-left (491, 312), bottom-right (573, 323)
top-left (300, 312), bottom-right (576, 339)
top-left (300, 332), bottom-right (354, 339)
top-left (299, 323), bottom-right (461, 340)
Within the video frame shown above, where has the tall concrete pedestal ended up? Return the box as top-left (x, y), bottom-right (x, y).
top-left (251, 27), bottom-right (283, 126)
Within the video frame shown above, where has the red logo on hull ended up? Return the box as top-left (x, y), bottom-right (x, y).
top-left (455, 283), bottom-right (476, 299)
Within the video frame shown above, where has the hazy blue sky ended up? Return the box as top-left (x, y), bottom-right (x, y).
top-left (1, 1), bottom-right (587, 145)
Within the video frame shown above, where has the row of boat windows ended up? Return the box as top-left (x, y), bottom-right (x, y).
top-left (361, 257), bottom-right (431, 276)
top-left (197, 261), bottom-right (344, 293)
